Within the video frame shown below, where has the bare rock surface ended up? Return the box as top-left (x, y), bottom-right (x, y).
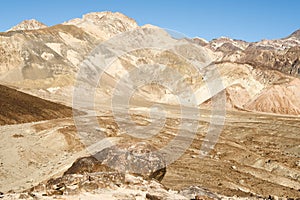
top-left (65, 142), bottom-right (167, 182)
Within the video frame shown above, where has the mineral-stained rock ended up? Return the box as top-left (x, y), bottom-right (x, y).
top-left (65, 142), bottom-right (167, 182)
top-left (63, 156), bottom-right (113, 175)
top-left (28, 142), bottom-right (167, 197)
top-left (94, 142), bottom-right (167, 181)
top-left (146, 193), bottom-right (163, 200)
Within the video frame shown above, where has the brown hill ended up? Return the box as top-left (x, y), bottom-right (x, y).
top-left (0, 84), bottom-right (73, 125)
top-left (245, 78), bottom-right (300, 115)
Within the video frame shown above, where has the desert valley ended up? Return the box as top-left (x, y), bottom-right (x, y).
top-left (0, 11), bottom-right (299, 200)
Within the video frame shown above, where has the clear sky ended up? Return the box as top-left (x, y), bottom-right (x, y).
top-left (1, 0), bottom-right (299, 42)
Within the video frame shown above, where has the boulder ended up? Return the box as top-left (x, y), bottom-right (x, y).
top-left (65, 142), bottom-right (166, 182)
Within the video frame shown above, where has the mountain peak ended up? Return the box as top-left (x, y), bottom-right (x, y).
top-left (287, 29), bottom-right (300, 39)
top-left (8, 19), bottom-right (47, 31)
top-left (65, 11), bottom-right (137, 27)
top-left (64, 11), bottom-right (138, 40)
top-left (83, 11), bottom-right (136, 23)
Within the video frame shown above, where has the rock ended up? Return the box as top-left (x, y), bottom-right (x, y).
top-left (94, 142), bottom-right (167, 181)
top-left (46, 189), bottom-right (63, 196)
top-left (20, 174), bottom-right (216, 200)
top-left (78, 181), bottom-right (99, 192)
top-left (179, 186), bottom-right (220, 200)
top-left (146, 193), bottom-right (162, 200)
top-left (45, 180), bottom-right (66, 196)
top-left (18, 193), bottom-right (30, 199)
top-left (37, 173), bottom-right (126, 196)
top-left (195, 195), bottom-right (215, 200)
top-left (65, 142), bottom-right (166, 182)
top-left (63, 156), bottom-right (113, 175)
top-left (125, 174), bottom-right (144, 185)
top-left (295, 160), bottom-right (300, 167)
top-left (28, 142), bottom-right (167, 197)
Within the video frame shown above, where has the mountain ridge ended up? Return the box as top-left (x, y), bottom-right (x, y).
top-left (0, 11), bottom-right (299, 116)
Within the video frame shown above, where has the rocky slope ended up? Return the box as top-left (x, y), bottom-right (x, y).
top-left (0, 104), bottom-right (299, 199)
top-left (1, 141), bottom-right (279, 200)
top-left (0, 84), bottom-right (73, 125)
top-left (195, 30), bottom-right (300, 115)
top-left (200, 32), bottom-right (300, 77)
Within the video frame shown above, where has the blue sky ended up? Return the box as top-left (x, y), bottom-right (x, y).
top-left (1, 0), bottom-right (299, 42)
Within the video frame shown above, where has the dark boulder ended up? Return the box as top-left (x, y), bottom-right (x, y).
top-left (64, 142), bottom-right (166, 182)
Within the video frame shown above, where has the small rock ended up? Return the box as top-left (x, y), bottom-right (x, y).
top-left (125, 174), bottom-right (144, 185)
top-left (146, 193), bottom-right (162, 200)
top-left (46, 189), bottom-right (63, 196)
top-left (195, 195), bottom-right (215, 200)
top-left (26, 179), bottom-right (33, 183)
top-left (79, 181), bottom-right (98, 192)
top-left (18, 193), bottom-right (30, 199)
top-left (179, 186), bottom-right (219, 200)
top-left (239, 179), bottom-right (245, 184)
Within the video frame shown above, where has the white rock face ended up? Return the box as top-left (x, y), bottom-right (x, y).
top-left (64, 12), bottom-right (139, 40)
top-left (41, 52), bottom-right (54, 61)
top-left (45, 43), bottom-right (63, 56)
top-left (8, 19), bottom-right (47, 31)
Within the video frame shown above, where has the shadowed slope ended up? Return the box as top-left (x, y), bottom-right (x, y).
top-left (0, 84), bottom-right (74, 125)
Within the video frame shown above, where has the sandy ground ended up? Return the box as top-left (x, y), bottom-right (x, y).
top-left (0, 118), bottom-right (86, 193)
top-left (0, 106), bottom-right (299, 198)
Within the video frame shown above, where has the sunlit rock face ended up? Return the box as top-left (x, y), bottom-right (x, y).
top-left (8, 19), bottom-right (48, 31)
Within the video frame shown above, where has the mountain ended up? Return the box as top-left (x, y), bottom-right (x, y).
top-left (64, 12), bottom-right (138, 40)
top-left (8, 19), bottom-right (48, 31)
top-left (0, 12), bottom-right (300, 116)
top-left (287, 29), bottom-right (300, 39)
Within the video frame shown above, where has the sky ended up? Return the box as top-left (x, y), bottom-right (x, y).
top-left (0, 0), bottom-right (300, 42)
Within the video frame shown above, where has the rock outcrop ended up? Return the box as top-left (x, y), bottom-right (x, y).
top-left (18, 173), bottom-right (190, 199)
top-left (14, 143), bottom-right (185, 199)
top-left (65, 142), bottom-right (167, 182)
